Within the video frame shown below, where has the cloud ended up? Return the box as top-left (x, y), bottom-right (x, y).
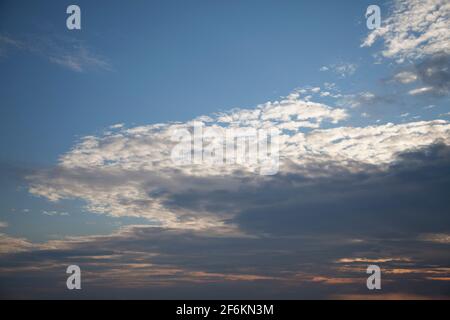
top-left (0, 35), bottom-right (23, 47)
top-left (1, 2), bottom-right (449, 299)
top-left (393, 71), bottom-right (418, 84)
top-left (1, 216), bottom-right (449, 298)
top-left (0, 34), bottom-right (24, 57)
top-left (413, 53), bottom-right (450, 95)
top-left (336, 91), bottom-right (394, 108)
top-left (234, 143), bottom-right (450, 238)
top-left (2, 142), bottom-right (450, 298)
top-left (25, 93), bottom-right (350, 230)
top-left (0, 234), bottom-right (35, 254)
top-left (419, 233), bottom-right (450, 244)
top-left (214, 92), bottom-right (347, 125)
top-left (0, 33), bottom-right (111, 72)
top-left (336, 257), bottom-right (412, 264)
top-left (6, 79), bottom-right (449, 298)
top-left (0, 222), bottom-right (8, 228)
top-left (24, 89), bottom-right (450, 235)
top-left (362, 0), bottom-right (450, 62)
top-left (409, 87), bottom-right (435, 95)
top-left (319, 62), bottom-right (358, 77)
top-left (391, 53), bottom-right (450, 96)
top-left (47, 44), bottom-right (111, 73)
top-left (42, 210), bottom-right (70, 217)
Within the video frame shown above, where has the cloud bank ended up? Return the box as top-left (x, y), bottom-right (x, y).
top-left (26, 92), bottom-right (450, 232)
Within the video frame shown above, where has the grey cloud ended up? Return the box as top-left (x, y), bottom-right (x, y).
top-left (1, 220), bottom-right (449, 299)
top-left (7, 87), bottom-right (450, 299)
top-left (139, 143), bottom-right (450, 241)
top-left (338, 91), bottom-right (398, 108)
top-left (390, 53), bottom-right (450, 97)
top-left (415, 53), bottom-right (450, 96)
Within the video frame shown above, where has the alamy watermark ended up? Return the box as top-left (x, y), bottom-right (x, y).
top-left (66, 265), bottom-right (81, 290)
top-left (66, 5), bottom-right (81, 30)
top-left (65, 4), bottom-right (381, 32)
top-left (366, 5), bottom-right (381, 30)
top-left (366, 265), bottom-right (381, 290)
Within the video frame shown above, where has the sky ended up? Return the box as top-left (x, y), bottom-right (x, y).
top-left (0, 0), bottom-right (450, 299)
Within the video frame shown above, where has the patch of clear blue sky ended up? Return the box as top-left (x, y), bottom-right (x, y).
top-left (1, 0), bottom-right (448, 240)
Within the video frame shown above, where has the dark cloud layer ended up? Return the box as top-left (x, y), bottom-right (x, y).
top-left (415, 53), bottom-right (450, 96)
top-left (390, 53), bottom-right (450, 97)
top-left (1, 144), bottom-right (450, 299)
top-left (162, 143), bottom-right (450, 237)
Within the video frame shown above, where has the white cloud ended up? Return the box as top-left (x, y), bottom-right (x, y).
top-left (393, 71), bottom-right (418, 84)
top-left (110, 123), bottom-right (125, 129)
top-left (337, 91), bottom-right (377, 108)
top-left (362, 0), bottom-right (450, 61)
top-left (319, 62), bottom-right (358, 77)
top-left (27, 91), bottom-right (450, 230)
top-left (49, 45), bottom-right (111, 72)
top-left (409, 87), bottom-right (435, 95)
top-left (42, 210), bottom-right (70, 216)
top-left (284, 120), bottom-right (450, 169)
top-left (0, 222), bottom-right (8, 228)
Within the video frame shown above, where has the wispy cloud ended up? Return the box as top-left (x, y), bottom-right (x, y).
top-left (42, 210), bottom-right (70, 217)
top-left (419, 233), bottom-right (450, 244)
top-left (393, 71), bottom-right (418, 84)
top-left (0, 33), bottom-right (111, 72)
top-left (319, 62), bottom-right (358, 77)
top-left (409, 87), bottom-right (435, 95)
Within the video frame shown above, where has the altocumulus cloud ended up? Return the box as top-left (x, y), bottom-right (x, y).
top-left (362, 0), bottom-right (450, 62)
top-left (25, 91), bottom-right (450, 231)
top-left (363, 0), bottom-right (450, 99)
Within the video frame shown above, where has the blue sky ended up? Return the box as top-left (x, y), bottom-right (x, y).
top-left (1, 0), bottom-right (450, 299)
